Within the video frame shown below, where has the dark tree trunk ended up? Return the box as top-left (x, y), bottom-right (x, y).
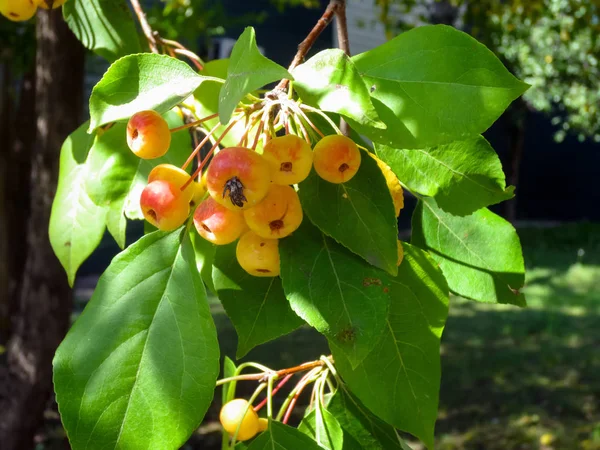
top-left (0, 9), bottom-right (84, 450)
top-left (504, 98), bottom-right (528, 223)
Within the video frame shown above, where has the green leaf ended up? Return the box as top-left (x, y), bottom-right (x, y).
top-left (63, 0), bottom-right (141, 62)
top-left (375, 136), bottom-right (514, 216)
top-left (292, 49), bottom-right (385, 130)
top-left (192, 59), bottom-right (260, 149)
top-left (279, 220), bottom-right (390, 368)
top-left (89, 53), bottom-right (218, 130)
top-left (299, 149), bottom-right (398, 275)
top-left (85, 110), bottom-right (191, 220)
top-left (212, 242), bottom-right (303, 358)
top-left (106, 198), bottom-right (127, 249)
top-left (218, 27), bottom-right (292, 124)
top-left (412, 197), bottom-right (526, 306)
top-left (352, 25), bottom-right (529, 148)
top-left (328, 389), bottom-right (412, 450)
top-left (331, 244), bottom-right (449, 449)
top-left (53, 230), bottom-right (220, 450)
top-left (190, 229), bottom-right (216, 294)
top-left (299, 408), bottom-right (344, 450)
top-left (247, 420), bottom-right (323, 450)
top-left (49, 122), bottom-right (107, 287)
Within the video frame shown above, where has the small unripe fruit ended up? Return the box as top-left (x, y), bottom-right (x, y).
top-left (140, 180), bottom-right (190, 231)
top-left (313, 135), bottom-right (361, 183)
top-left (243, 184), bottom-right (303, 239)
top-left (193, 197), bottom-right (247, 245)
top-left (236, 231), bottom-right (280, 277)
top-left (1, 0), bottom-right (37, 21)
top-left (207, 147), bottom-right (271, 210)
top-left (370, 154), bottom-right (404, 217)
top-left (189, 181), bottom-right (207, 209)
top-left (34, 0), bottom-right (67, 9)
top-left (127, 110), bottom-right (171, 159)
top-left (262, 134), bottom-right (313, 185)
top-left (219, 399), bottom-right (260, 441)
top-left (148, 164), bottom-right (194, 203)
top-left (397, 240), bottom-right (404, 267)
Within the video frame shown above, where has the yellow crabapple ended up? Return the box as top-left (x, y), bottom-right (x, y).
top-left (243, 184), bottom-right (302, 239)
top-left (219, 399), bottom-right (260, 441)
top-left (313, 134), bottom-right (361, 184)
top-left (1, 0), bottom-right (37, 21)
top-left (262, 134), bottom-right (313, 185)
top-left (236, 231), bottom-right (280, 277)
top-left (127, 110), bottom-right (171, 159)
top-left (148, 164), bottom-right (195, 203)
top-left (370, 154), bottom-right (404, 217)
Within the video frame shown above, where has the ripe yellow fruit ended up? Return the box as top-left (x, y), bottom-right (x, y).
top-left (219, 399), bottom-right (260, 441)
top-left (193, 197), bottom-right (247, 245)
top-left (243, 184), bottom-right (303, 239)
top-left (370, 154), bottom-right (404, 217)
top-left (127, 110), bottom-right (172, 159)
top-left (148, 164), bottom-right (194, 203)
top-left (34, 0), bottom-right (67, 9)
top-left (1, 0), bottom-right (37, 22)
top-left (236, 231), bottom-right (280, 277)
top-left (262, 134), bottom-right (313, 185)
top-left (313, 134), bottom-right (361, 183)
top-left (140, 180), bottom-right (190, 231)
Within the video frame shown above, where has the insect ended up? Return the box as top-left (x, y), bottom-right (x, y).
top-left (223, 176), bottom-right (247, 208)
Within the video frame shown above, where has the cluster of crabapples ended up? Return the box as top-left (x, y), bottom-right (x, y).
top-left (128, 109), bottom-right (387, 277)
top-left (0, 0), bottom-right (67, 22)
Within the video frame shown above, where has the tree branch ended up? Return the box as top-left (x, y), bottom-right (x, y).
top-left (333, 0), bottom-right (350, 135)
top-left (130, 0), bottom-right (158, 53)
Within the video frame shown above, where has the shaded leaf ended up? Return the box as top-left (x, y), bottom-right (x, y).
top-left (412, 197), bottom-right (526, 306)
top-left (299, 149), bottom-right (398, 275)
top-left (219, 27), bottom-right (291, 124)
top-left (293, 49), bottom-right (384, 130)
top-left (299, 408), bottom-right (344, 450)
top-left (247, 420), bottom-right (323, 450)
top-left (89, 53), bottom-right (219, 130)
top-left (332, 244), bottom-right (449, 449)
top-left (63, 0), bottom-right (141, 62)
top-left (49, 122), bottom-right (106, 287)
top-left (190, 229), bottom-right (216, 294)
top-left (376, 136), bottom-right (514, 216)
top-left (352, 25), bottom-right (529, 148)
top-left (212, 242), bottom-right (303, 358)
top-left (279, 220), bottom-right (390, 368)
top-left (53, 230), bottom-right (220, 449)
top-left (328, 389), bottom-right (412, 450)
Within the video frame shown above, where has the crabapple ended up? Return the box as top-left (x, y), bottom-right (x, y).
top-left (206, 147), bottom-right (271, 210)
top-left (34, 0), bottom-right (67, 8)
top-left (313, 134), bottom-right (361, 183)
top-left (193, 197), bottom-right (247, 245)
top-left (126, 110), bottom-right (171, 159)
top-left (189, 181), bottom-right (207, 209)
top-left (397, 240), bottom-right (404, 267)
top-left (243, 184), bottom-right (302, 239)
top-left (219, 399), bottom-right (260, 441)
top-left (140, 180), bottom-right (190, 231)
top-left (258, 418), bottom-right (268, 432)
top-left (148, 164), bottom-right (195, 203)
top-left (236, 231), bottom-right (280, 277)
top-left (371, 154), bottom-right (404, 217)
top-left (1, 0), bottom-right (37, 21)
top-left (262, 134), bottom-right (313, 185)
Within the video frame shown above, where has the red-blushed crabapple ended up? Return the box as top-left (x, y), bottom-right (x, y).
top-left (140, 180), bottom-right (190, 231)
top-left (34, 0), bottom-right (67, 9)
top-left (148, 164), bottom-right (194, 203)
top-left (1, 0), bottom-right (37, 21)
top-left (193, 197), bottom-right (247, 245)
top-left (243, 184), bottom-right (302, 239)
top-left (219, 399), bottom-right (260, 441)
top-left (206, 147), bottom-right (271, 210)
top-left (370, 154), bottom-right (404, 217)
top-left (236, 231), bottom-right (280, 277)
top-left (127, 110), bottom-right (171, 159)
top-left (262, 134), bottom-right (313, 185)
top-left (313, 134), bottom-right (361, 183)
